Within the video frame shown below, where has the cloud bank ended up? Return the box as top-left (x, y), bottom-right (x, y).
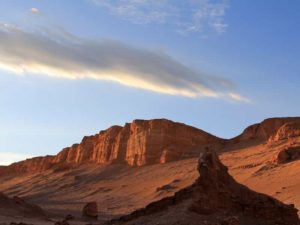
top-left (91, 0), bottom-right (230, 34)
top-left (0, 24), bottom-right (247, 101)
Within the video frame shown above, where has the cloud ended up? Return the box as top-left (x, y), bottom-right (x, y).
top-left (92, 0), bottom-right (169, 25)
top-left (0, 24), bottom-right (248, 101)
top-left (30, 8), bottom-right (40, 14)
top-left (227, 92), bottom-right (250, 103)
top-left (0, 152), bottom-right (32, 165)
top-left (91, 0), bottom-right (229, 34)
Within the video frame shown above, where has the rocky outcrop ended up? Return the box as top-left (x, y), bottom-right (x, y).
top-left (232, 117), bottom-right (300, 143)
top-left (191, 151), bottom-right (298, 224)
top-left (1, 119), bottom-right (224, 173)
top-left (0, 193), bottom-right (46, 218)
top-left (112, 151), bottom-right (299, 225)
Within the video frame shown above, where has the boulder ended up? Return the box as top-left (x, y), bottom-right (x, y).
top-left (82, 202), bottom-right (98, 220)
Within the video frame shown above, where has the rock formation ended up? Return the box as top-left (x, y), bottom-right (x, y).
top-left (111, 151), bottom-right (299, 225)
top-left (1, 119), bottom-right (224, 173)
top-left (191, 151), bottom-right (298, 223)
top-left (54, 119), bottom-right (223, 166)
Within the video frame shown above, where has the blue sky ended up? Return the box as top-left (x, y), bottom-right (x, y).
top-left (0, 0), bottom-right (300, 165)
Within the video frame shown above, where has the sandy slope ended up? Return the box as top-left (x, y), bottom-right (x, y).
top-left (0, 159), bottom-right (198, 218)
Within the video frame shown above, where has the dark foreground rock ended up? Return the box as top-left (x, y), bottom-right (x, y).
top-left (110, 151), bottom-right (299, 225)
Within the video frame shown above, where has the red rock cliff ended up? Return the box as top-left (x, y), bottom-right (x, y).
top-left (2, 119), bottom-right (224, 173)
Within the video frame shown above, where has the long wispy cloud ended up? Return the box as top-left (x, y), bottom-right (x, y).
top-left (91, 0), bottom-right (230, 34)
top-left (0, 24), bottom-right (248, 101)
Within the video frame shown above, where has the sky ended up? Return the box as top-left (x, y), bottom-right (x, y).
top-left (0, 0), bottom-right (300, 165)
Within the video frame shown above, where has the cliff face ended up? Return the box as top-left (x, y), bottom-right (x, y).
top-left (54, 119), bottom-right (222, 166)
top-left (3, 119), bottom-right (223, 173)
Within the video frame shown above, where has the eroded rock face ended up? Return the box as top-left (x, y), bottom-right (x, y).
top-left (54, 119), bottom-right (222, 166)
top-left (113, 151), bottom-right (299, 225)
top-left (1, 119), bottom-right (223, 173)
